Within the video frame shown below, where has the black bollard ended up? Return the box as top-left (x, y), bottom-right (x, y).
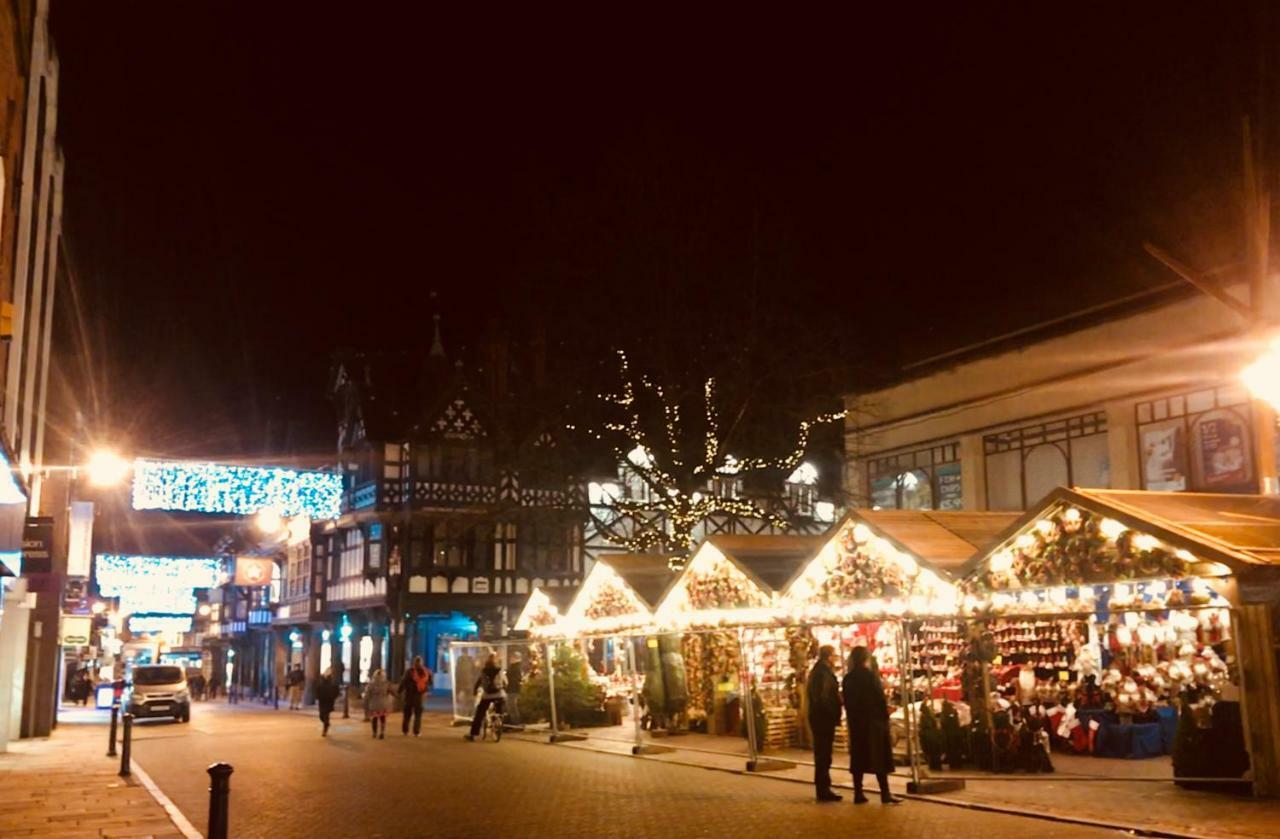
top-left (207, 762), bottom-right (233, 839)
top-left (119, 713), bottom-right (133, 776)
top-left (342, 686), bottom-right (349, 719)
top-left (107, 706), bottom-right (119, 757)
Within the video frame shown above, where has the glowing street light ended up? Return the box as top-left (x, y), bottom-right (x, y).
top-left (254, 507), bottom-right (285, 536)
top-left (1242, 335), bottom-right (1280, 412)
top-left (84, 450), bottom-right (131, 488)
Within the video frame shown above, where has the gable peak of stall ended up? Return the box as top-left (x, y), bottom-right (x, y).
top-left (957, 487), bottom-right (1238, 610)
top-left (781, 511), bottom-right (960, 621)
top-left (653, 535), bottom-right (817, 628)
top-left (512, 584), bottom-right (579, 635)
top-left (564, 553), bottom-right (672, 635)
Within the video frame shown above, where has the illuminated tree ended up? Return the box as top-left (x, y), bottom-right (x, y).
top-left (575, 350), bottom-right (844, 569)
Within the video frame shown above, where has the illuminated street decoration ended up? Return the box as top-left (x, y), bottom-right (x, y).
top-left (131, 458), bottom-right (343, 519)
top-left (95, 554), bottom-right (224, 616)
top-left (127, 614), bottom-right (194, 634)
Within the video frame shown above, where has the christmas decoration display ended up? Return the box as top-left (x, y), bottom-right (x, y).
top-left (686, 557), bottom-right (769, 611)
top-left (575, 350), bottom-right (844, 567)
top-left (966, 505), bottom-right (1190, 593)
top-left (131, 458), bottom-right (343, 519)
top-left (584, 580), bottom-right (639, 620)
top-left (513, 588), bottom-right (561, 633)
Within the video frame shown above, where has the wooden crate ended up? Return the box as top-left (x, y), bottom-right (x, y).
top-left (762, 706), bottom-right (799, 749)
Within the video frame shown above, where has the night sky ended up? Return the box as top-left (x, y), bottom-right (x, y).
top-left (44, 4), bottom-right (1270, 463)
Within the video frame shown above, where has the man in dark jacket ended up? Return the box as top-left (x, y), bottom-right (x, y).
top-left (806, 644), bottom-right (843, 802)
top-left (843, 646), bottom-right (901, 804)
top-left (398, 656), bottom-right (432, 736)
top-left (315, 669), bottom-right (341, 736)
top-left (505, 652), bottom-right (524, 726)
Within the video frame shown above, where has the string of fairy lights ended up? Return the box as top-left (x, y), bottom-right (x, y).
top-left (575, 350), bottom-right (846, 568)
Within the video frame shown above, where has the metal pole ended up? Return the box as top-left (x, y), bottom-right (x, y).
top-left (629, 638), bottom-right (644, 753)
top-left (740, 628), bottom-right (761, 769)
top-left (207, 762), bottom-right (233, 839)
top-left (546, 642), bottom-right (559, 737)
top-left (118, 713), bottom-right (132, 777)
top-left (897, 621), bottom-right (920, 790)
top-left (106, 705), bottom-right (118, 757)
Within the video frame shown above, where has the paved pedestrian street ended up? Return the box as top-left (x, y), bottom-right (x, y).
top-left (112, 702), bottom-right (1115, 839)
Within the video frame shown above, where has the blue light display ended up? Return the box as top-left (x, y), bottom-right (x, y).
top-left (95, 554), bottom-right (225, 616)
top-left (131, 458), bottom-right (343, 520)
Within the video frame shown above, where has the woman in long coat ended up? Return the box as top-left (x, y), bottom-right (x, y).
top-left (364, 669), bottom-right (393, 739)
top-left (842, 646), bottom-right (901, 805)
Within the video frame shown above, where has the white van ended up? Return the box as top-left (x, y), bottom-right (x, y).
top-left (126, 664), bottom-right (191, 722)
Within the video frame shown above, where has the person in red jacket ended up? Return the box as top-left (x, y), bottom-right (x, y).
top-left (398, 656), bottom-right (433, 736)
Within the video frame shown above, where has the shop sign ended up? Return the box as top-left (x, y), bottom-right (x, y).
top-left (472, 578), bottom-right (490, 594)
top-left (1195, 412), bottom-right (1251, 489)
top-left (936, 463), bottom-right (963, 510)
top-left (60, 614), bottom-right (92, 646)
top-left (22, 516), bottom-right (54, 574)
top-left (66, 501), bottom-right (95, 577)
top-left (233, 556), bottom-right (274, 586)
top-left (63, 576), bottom-right (89, 614)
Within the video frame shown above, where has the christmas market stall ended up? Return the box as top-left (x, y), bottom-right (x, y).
top-left (946, 488), bottom-right (1279, 789)
top-left (642, 535), bottom-right (819, 757)
top-left (516, 554), bottom-right (673, 737)
top-left (762, 510), bottom-right (1014, 777)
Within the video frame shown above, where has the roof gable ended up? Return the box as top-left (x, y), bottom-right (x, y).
top-left (654, 541), bottom-right (773, 628)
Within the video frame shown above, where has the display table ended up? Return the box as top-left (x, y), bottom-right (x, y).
top-left (930, 685), bottom-right (964, 702)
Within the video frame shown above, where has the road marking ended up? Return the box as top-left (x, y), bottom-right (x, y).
top-left (131, 759), bottom-right (203, 839)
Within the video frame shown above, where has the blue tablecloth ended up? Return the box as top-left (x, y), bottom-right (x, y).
top-left (1095, 717), bottom-right (1168, 759)
top-left (1156, 706), bottom-right (1178, 753)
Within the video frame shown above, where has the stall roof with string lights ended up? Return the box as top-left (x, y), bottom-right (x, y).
top-left (780, 510), bottom-right (1016, 624)
top-left (560, 554), bottom-right (675, 636)
top-left (653, 535), bottom-right (822, 629)
top-left (512, 584), bottom-right (580, 634)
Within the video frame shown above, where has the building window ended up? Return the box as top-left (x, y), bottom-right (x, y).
top-left (384, 442), bottom-right (408, 480)
top-left (1136, 385), bottom-right (1254, 493)
top-left (983, 412), bottom-right (1109, 510)
top-left (516, 520), bottom-right (573, 572)
top-left (868, 442), bottom-right (961, 510)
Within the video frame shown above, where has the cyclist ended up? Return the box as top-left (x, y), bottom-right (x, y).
top-left (464, 652), bottom-right (507, 741)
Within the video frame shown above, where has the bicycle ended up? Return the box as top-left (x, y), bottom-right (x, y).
top-left (481, 701), bottom-right (504, 742)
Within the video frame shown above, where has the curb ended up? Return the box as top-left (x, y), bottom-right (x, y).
top-left (131, 759), bottom-right (203, 839)
top-left (533, 733), bottom-right (1234, 839)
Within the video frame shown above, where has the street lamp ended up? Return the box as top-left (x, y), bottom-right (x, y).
top-left (1242, 335), bottom-right (1280, 413)
top-left (253, 507), bottom-right (285, 536)
top-left (84, 450), bottom-right (131, 488)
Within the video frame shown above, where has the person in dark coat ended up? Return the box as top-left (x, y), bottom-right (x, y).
top-left (806, 644), bottom-right (843, 802)
top-left (843, 646), bottom-right (901, 804)
top-left (315, 668), bottom-right (341, 737)
top-left (398, 656), bottom-right (433, 736)
top-left (505, 652), bottom-right (524, 726)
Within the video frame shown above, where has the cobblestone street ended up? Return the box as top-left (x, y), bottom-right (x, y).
top-left (119, 702), bottom-right (1117, 839)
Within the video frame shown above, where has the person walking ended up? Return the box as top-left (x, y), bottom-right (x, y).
top-left (287, 664), bottom-right (305, 710)
top-left (398, 656), bottom-right (432, 736)
top-left (364, 668), bottom-right (392, 739)
top-left (843, 646), bottom-right (901, 805)
top-left (316, 668), bottom-right (340, 737)
top-left (505, 652), bottom-right (524, 726)
top-left (806, 644), bottom-right (843, 802)
top-left (465, 652), bottom-right (507, 741)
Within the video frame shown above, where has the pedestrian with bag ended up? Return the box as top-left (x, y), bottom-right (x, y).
top-left (364, 668), bottom-right (393, 739)
top-left (316, 668), bottom-right (341, 737)
top-left (806, 644), bottom-right (843, 802)
top-left (398, 656), bottom-right (432, 736)
top-left (843, 646), bottom-right (902, 805)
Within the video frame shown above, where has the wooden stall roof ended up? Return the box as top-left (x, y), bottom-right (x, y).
top-left (709, 535), bottom-right (827, 592)
top-left (542, 585), bottom-right (580, 613)
top-left (596, 554), bottom-right (677, 610)
top-left (855, 510), bottom-right (1020, 574)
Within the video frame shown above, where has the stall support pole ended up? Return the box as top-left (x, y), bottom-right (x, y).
top-left (629, 637), bottom-right (670, 756)
top-left (741, 628), bottom-right (787, 773)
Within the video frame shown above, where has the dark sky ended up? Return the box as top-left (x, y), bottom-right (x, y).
top-left (45, 4), bottom-right (1269, 463)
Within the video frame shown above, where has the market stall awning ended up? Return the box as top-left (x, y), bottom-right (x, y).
top-left (709, 535), bottom-right (826, 593)
top-left (562, 554), bottom-right (673, 635)
top-left (512, 584), bottom-right (579, 633)
top-left (957, 487), bottom-right (1280, 594)
top-left (852, 510), bottom-right (1018, 576)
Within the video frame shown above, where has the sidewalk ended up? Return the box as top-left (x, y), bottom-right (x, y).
top-left (0, 713), bottom-right (196, 839)
top-left (522, 725), bottom-right (1280, 839)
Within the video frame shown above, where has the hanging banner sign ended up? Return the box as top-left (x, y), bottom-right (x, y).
top-left (22, 516), bottom-right (53, 574)
top-left (60, 614), bottom-right (92, 646)
top-left (234, 556), bottom-right (274, 587)
top-left (66, 501), bottom-right (95, 577)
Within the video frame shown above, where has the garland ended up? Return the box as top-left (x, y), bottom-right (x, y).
top-left (685, 558), bottom-right (769, 611)
top-left (968, 507), bottom-right (1189, 593)
top-left (811, 527), bottom-right (912, 602)
top-left (584, 580), bottom-right (638, 619)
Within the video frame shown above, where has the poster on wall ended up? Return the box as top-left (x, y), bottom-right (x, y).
top-left (936, 463), bottom-right (963, 510)
top-left (1141, 420), bottom-right (1188, 491)
top-left (1194, 410), bottom-right (1251, 489)
top-left (869, 476), bottom-right (897, 509)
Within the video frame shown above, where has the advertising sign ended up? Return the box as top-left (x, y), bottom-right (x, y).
top-left (60, 614), bottom-right (91, 647)
top-left (234, 556), bottom-right (275, 587)
top-left (66, 501), bottom-right (95, 577)
top-left (1141, 420), bottom-right (1187, 491)
top-left (22, 516), bottom-right (53, 574)
top-left (1195, 412), bottom-right (1251, 489)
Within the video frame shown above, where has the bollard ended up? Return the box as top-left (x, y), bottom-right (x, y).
top-left (119, 713), bottom-right (133, 777)
top-left (273, 684), bottom-right (280, 710)
top-left (207, 762), bottom-right (233, 839)
top-left (342, 685), bottom-right (349, 719)
top-left (107, 706), bottom-right (119, 757)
